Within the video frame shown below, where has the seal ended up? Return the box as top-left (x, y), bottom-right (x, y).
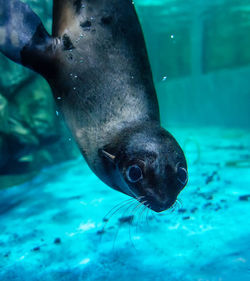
top-left (0, 0), bottom-right (188, 212)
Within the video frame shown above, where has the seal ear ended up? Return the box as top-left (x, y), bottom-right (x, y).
top-left (0, 0), bottom-right (55, 79)
top-left (101, 150), bottom-right (116, 164)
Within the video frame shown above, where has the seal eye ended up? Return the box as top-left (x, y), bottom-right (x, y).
top-left (126, 165), bottom-right (143, 183)
top-left (177, 167), bottom-right (188, 186)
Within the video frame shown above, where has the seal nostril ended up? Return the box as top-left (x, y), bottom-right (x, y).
top-left (177, 167), bottom-right (188, 185)
top-left (145, 194), bottom-right (177, 212)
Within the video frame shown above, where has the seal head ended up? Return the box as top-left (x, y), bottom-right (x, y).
top-left (101, 123), bottom-right (188, 212)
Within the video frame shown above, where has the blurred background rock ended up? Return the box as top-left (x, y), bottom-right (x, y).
top-left (0, 0), bottom-right (249, 188)
top-left (0, 0), bottom-right (79, 188)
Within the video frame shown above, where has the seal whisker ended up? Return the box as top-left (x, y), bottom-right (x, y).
top-left (138, 202), bottom-right (148, 229)
top-left (127, 201), bottom-right (141, 250)
top-left (151, 208), bottom-right (159, 221)
top-left (127, 195), bottom-right (146, 230)
top-left (176, 198), bottom-right (183, 209)
top-left (112, 225), bottom-right (121, 252)
top-left (136, 203), bottom-right (147, 232)
top-left (100, 198), bottom-right (136, 240)
top-left (142, 203), bottom-right (149, 223)
top-left (147, 207), bottom-right (155, 222)
top-left (141, 203), bottom-right (149, 227)
top-left (105, 200), bottom-right (134, 223)
top-left (172, 200), bottom-right (180, 213)
top-left (170, 203), bottom-right (176, 213)
top-left (113, 200), bottom-right (138, 251)
top-left (146, 205), bottom-right (151, 228)
top-left (130, 201), bottom-right (144, 223)
top-left (126, 200), bottom-right (144, 243)
top-left (134, 204), bottom-right (144, 233)
top-left (103, 198), bottom-right (135, 221)
top-left (136, 196), bottom-right (146, 203)
top-left (134, 200), bottom-right (147, 233)
top-left (111, 201), bottom-right (136, 250)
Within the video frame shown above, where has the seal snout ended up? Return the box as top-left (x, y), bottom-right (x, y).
top-left (144, 193), bottom-right (177, 213)
top-left (101, 124), bottom-right (188, 213)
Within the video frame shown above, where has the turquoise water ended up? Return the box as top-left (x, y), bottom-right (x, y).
top-left (1, 128), bottom-right (250, 280)
top-left (1, 0), bottom-right (250, 280)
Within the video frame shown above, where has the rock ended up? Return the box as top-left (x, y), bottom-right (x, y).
top-left (54, 238), bottom-right (61, 245)
top-left (0, 70), bottom-right (79, 184)
top-left (0, 0), bottom-right (80, 186)
top-left (190, 207), bottom-right (198, 213)
top-left (0, 56), bottom-right (34, 98)
top-left (118, 215), bottom-right (134, 225)
top-left (0, 95), bottom-right (10, 169)
top-left (178, 208), bottom-right (187, 213)
top-left (239, 195), bottom-right (250, 202)
top-left (96, 229), bottom-right (105, 235)
top-left (203, 203), bottom-right (212, 208)
top-left (32, 247), bottom-right (40, 252)
top-left (214, 205), bottom-right (222, 212)
top-left (15, 77), bottom-right (57, 138)
top-left (0, 94), bottom-right (9, 133)
top-left (205, 171), bottom-right (218, 185)
top-left (4, 252), bottom-right (10, 258)
top-left (8, 117), bottom-right (39, 149)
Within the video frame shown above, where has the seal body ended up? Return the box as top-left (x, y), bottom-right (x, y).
top-left (0, 0), bottom-right (188, 212)
top-left (50, 0), bottom-right (160, 187)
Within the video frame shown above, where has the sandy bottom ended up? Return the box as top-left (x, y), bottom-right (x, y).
top-left (0, 127), bottom-right (250, 281)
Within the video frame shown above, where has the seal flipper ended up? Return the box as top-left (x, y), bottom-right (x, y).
top-left (0, 0), bottom-right (56, 79)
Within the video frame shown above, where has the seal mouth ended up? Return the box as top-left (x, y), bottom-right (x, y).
top-left (142, 196), bottom-right (177, 213)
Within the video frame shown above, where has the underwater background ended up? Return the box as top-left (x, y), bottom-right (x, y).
top-left (0, 0), bottom-right (250, 280)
